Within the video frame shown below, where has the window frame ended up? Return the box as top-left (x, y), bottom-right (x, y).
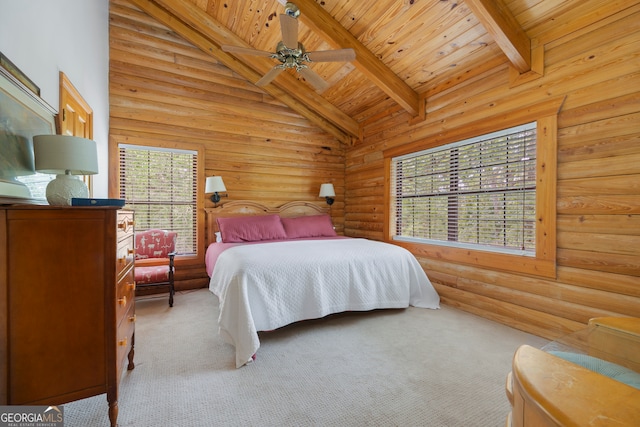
top-left (383, 97), bottom-right (564, 278)
top-left (110, 138), bottom-right (205, 267)
top-left (391, 121), bottom-right (538, 256)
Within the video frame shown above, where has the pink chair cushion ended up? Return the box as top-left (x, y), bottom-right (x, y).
top-left (135, 265), bottom-right (171, 285)
top-left (135, 229), bottom-right (177, 260)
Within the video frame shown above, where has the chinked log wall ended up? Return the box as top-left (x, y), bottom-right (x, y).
top-left (108, 0), bottom-right (346, 290)
top-left (109, 0), bottom-right (637, 339)
top-left (346, 4), bottom-right (640, 340)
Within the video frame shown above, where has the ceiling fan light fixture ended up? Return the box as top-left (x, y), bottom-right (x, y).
top-left (221, 1), bottom-right (354, 91)
top-left (284, 2), bottom-right (300, 18)
top-left (276, 41), bottom-right (304, 58)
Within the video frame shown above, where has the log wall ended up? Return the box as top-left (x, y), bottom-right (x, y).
top-left (346, 5), bottom-right (640, 339)
top-left (109, 0), bottom-right (345, 290)
top-left (110, 0), bottom-right (639, 340)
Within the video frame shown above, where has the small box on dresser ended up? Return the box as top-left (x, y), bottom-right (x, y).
top-left (0, 206), bottom-right (135, 427)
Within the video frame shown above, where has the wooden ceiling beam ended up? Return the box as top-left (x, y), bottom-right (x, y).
top-left (290, 0), bottom-right (422, 119)
top-left (128, 0), bottom-right (359, 144)
top-left (465, 0), bottom-right (532, 73)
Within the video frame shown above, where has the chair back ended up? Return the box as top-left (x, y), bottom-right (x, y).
top-left (135, 229), bottom-right (177, 260)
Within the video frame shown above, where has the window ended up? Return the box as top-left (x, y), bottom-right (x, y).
top-left (119, 144), bottom-right (198, 255)
top-left (17, 172), bottom-right (54, 200)
top-left (391, 122), bottom-right (536, 256)
top-left (383, 98), bottom-right (563, 278)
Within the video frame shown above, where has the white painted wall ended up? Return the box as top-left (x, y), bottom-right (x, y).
top-left (0, 0), bottom-right (110, 197)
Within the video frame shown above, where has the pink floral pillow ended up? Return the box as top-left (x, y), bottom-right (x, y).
top-left (217, 214), bottom-right (287, 242)
top-left (281, 215), bottom-right (337, 239)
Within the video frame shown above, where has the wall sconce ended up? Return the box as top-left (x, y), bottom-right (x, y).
top-left (206, 176), bottom-right (227, 206)
top-left (33, 135), bottom-right (99, 206)
top-left (319, 183), bottom-right (335, 205)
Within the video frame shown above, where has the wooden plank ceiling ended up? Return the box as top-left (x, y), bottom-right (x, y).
top-left (126, 0), bottom-right (578, 144)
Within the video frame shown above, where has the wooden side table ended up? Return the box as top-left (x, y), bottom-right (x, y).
top-left (506, 317), bottom-right (640, 427)
top-left (588, 317), bottom-right (640, 372)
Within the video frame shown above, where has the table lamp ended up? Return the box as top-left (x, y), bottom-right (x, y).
top-left (33, 135), bottom-right (99, 206)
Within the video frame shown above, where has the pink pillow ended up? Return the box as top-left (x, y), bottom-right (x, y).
top-left (281, 215), bottom-right (337, 239)
top-left (217, 214), bottom-right (287, 243)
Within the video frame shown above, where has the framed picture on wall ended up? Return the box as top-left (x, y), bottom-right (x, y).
top-left (0, 59), bottom-right (56, 203)
top-left (0, 52), bottom-right (40, 96)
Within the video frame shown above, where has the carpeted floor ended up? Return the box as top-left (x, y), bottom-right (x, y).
top-left (64, 289), bottom-right (547, 427)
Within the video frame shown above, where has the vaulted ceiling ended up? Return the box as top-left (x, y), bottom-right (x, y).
top-left (126, 0), bottom-right (584, 144)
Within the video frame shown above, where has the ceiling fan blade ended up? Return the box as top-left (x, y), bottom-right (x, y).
top-left (306, 49), bottom-right (356, 62)
top-left (221, 45), bottom-right (274, 57)
top-left (255, 67), bottom-right (285, 86)
top-left (298, 67), bottom-right (329, 92)
top-left (280, 14), bottom-right (298, 49)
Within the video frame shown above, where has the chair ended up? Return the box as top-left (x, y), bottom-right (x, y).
top-left (134, 229), bottom-right (177, 307)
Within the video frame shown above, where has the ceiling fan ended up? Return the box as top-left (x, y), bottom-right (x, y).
top-left (221, 2), bottom-right (356, 92)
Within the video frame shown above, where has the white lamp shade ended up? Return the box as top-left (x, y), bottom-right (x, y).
top-left (206, 176), bottom-right (226, 193)
top-left (32, 135), bottom-right (98, 206)
top-left (33, 135), bottom-right (99, 175)
top-left (319, 183), bottom-right (335, 197)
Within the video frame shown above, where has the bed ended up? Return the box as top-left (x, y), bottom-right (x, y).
top-left (205, 201), bottom-right (440, 368)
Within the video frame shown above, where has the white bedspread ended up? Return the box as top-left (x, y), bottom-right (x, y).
top-left (208, 238), bottom-right (440, 368)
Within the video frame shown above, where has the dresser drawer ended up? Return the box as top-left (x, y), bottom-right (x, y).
top-left (116, 302), bottom-right (135, 374)
top-left (117, 211), bottom-right (134, 238)
top-left (116, 267), bottom-right (135, 324)
top-left (116, 234), bottom-right (135, 277)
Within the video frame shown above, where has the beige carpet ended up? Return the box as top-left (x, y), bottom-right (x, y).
top-left (64, 289), bottom-right (547, 427)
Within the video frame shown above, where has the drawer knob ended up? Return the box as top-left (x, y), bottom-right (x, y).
top-left (118, 296), bottom-right (127, 306)
top-left (127, 248), bottom-right (135, 255)
top-left (128, 220), bottom-right (135, 227)
top-left (127, 282), bottom-right (136, 291)
top-left (118, 338), bottom-right (127, 347)
top-left (117, 223), bottom-right (126, 230)
top-left (129, 314), bottom-right (137, 323)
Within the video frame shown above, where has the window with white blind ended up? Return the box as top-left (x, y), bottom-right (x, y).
top-left (385, 99), bottom-right (561, 278)
top-left (391, 122), bottom-right (537, 256)
top-left (119, 144), bottom-right (197, 255)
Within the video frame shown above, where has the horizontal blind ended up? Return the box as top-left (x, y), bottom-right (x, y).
top-left (119, 144), bottom-right (197, 255)
top-left (391, 122), bottom-right (536, 255)
top-left (17, 172), bottom-right (54, 200)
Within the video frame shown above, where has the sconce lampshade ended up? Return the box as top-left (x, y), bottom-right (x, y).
top-left (206, 176), bottom-right (227, 205)
top-left (319, 183), bottom-right (335, 198)
top-left (205, 176), bottom-right (226, 193)
top-left (319, 183), bottom-right (335, 205)
top-left (33, 135), bottom-right (99, 206)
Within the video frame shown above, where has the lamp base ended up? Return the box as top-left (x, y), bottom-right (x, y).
top-left (46, 174), bottom-right (89, 206)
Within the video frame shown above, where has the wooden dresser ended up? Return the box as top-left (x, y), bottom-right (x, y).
top-left (0, 206), bottom-right (136, 427)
